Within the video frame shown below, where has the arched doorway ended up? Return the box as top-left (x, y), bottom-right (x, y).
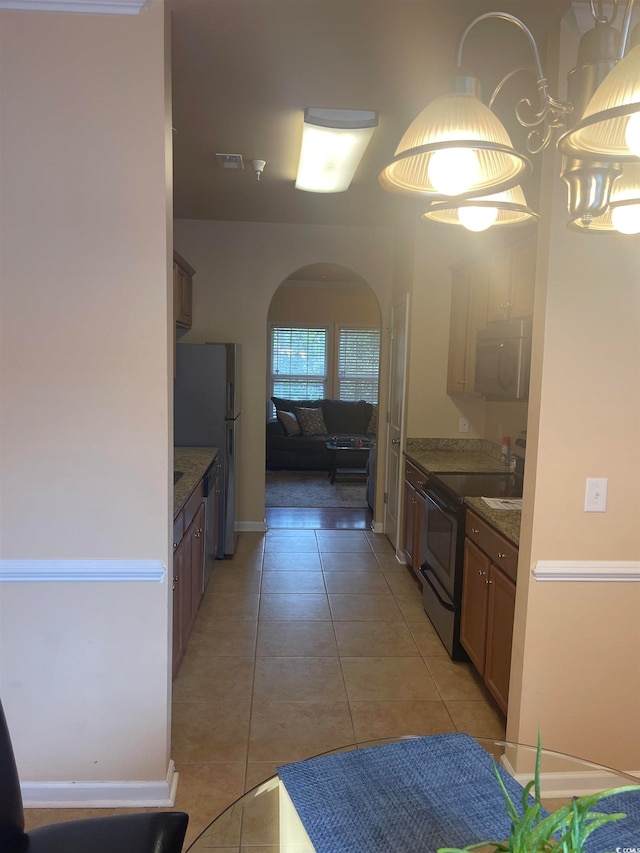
top-left (265, 263), bottom-right (382, 530)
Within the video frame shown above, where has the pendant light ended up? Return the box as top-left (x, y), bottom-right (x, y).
top-left (558, 34), bottom-right (640, 161)
top-left (378, 74), bottom-right (531, 200)
top-left (421, 185), bottom-right (537, 231)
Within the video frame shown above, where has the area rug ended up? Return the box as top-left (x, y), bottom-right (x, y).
top-left (265, 469), bottom-right (368, 508)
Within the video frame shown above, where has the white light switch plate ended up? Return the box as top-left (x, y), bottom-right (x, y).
top-left (459, 417), bottom-right (469, 433)
top-left (585, 478), bottom-right (607, 512)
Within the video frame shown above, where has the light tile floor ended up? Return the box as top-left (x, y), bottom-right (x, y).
top-left (24, 529), bottom-right (505, 850)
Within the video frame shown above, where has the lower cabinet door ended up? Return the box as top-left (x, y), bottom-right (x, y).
top-left (484, 565), bottom-right (516, 714)
top-left (460, 539), bottom-right (490, 675)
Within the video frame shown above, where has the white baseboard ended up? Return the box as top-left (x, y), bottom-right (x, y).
top-left (236, 520), bottom-right (268, 533)
top-left (21, 761), bottom-right (178, 808)
top-left (370, 521), bottom-right (384, 534)
top-left (533, 560), bottom-right (640, 582)
top-left (0, 559), bottom-right (166, 583)
top-left (500, 754), bottom-right (640, 797)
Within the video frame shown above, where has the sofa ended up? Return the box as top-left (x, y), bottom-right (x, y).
top-left (266, 397), bottom-right (377, 472)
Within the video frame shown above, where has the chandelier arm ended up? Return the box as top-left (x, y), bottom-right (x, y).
top-left (456, 12), bottom-right (573, 150)
top-left (488, 66), bottom-right (535, 110)
top-left (457, 13), bottom-right (546, 80)
top-left (619, 0), bottom-right (636, 58)
top-left (590, 0), bottom-right (617, 25)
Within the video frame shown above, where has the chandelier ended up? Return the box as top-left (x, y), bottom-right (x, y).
top-left (379, 1), bottom-right (640, 233)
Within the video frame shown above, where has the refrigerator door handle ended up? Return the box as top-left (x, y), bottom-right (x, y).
top-left (227, 425), bottom-right (234, 457)
top-left (228, 381), bottom-right (234, 417)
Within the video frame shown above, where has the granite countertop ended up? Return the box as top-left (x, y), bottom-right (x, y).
top-left (464, 497), bottom-right (521, 547)
top-left (405, 440), bottom-right (521, 546)
top-left (406, 449), bottom-right (507, 474)
top-left (174, 446), bottom-right (218, 516)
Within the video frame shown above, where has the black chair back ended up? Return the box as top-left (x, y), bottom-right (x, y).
top-left (0, 697), bottom-right (25, 846)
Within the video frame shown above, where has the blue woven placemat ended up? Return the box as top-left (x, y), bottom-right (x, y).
top-left (277, 733), bottom-right (640, 853)
top-left (277, 734), bottom-right (530, 852)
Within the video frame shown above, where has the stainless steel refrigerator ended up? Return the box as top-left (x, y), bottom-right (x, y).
top-left (174, 342), bottom-right (240, 558)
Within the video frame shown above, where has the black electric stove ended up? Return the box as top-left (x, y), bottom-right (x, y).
top-left (427, 470), bottom-right (523, 502)
top-left (419, 469), bottom-right (522, 661)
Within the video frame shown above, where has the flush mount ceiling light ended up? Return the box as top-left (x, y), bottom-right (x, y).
top-left (421, 185), bottom-right (538, 231)
top-left (295, 108), bottom-right (378, 193)
top-left (380, 2), bottom-right (640, 232)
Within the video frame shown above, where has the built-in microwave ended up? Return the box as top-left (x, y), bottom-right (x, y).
top-left (474, 318), bottom-right (532, 400)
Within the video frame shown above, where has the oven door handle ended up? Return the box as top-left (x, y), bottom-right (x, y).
top-left (420, 565), bottom-right (455, 613)
top-left (425, 488), bottom-right (458, 515)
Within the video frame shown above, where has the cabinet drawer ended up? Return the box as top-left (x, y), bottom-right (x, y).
top-left (404, 459), bottom-right (427, 491)
top-left (465, 512), bottom-right (518, 582)
top-left (183, 478), bottom-right (205, 530)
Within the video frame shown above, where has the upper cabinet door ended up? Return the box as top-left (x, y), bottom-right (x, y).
top-left (487, 237), bottom-right (536, 323)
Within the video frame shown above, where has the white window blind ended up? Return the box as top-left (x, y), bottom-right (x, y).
top-left (271, 326), bottom-right (328, 405)
top-left (338, 327), bottom-right (380, 402)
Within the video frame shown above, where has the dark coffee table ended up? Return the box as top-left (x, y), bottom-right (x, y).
top-left (325, 438), bottom-right (374, 484)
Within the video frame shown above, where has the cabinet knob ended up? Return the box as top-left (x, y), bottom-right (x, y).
top-left (195, 529), bottom-right (202, 538)
top-left (470, 527), bottom-right (479, 534)
top-left (497, 552), bottom-right (506, 559)
top-left (391, 438), bottom-right (400, 445)
top-left (172, 576), bottom-right (178, 590)
top-left (478, 570), bottom-right (486, 576)
top-left (457, 379), bottom-right (466, 386)
top-left (173, 542), bottom-right (177, 549)
top-left (486, 578), bottom-right (493, 585)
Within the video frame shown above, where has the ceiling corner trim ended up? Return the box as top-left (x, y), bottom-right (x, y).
top-left (0, 0), bottom-right (149, 14)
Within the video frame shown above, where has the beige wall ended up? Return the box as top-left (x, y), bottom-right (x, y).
top-left (507, 13), bottom-right (640, 770)
top-left (174, 220), bottom-right (393, 527)
top-left (0, 4), bottom-right (174, 792)
top-left (268, 282), bottom-right (381, 402)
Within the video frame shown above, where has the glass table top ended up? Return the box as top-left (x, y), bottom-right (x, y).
top-left (187, 737), bottom-right (640, 852)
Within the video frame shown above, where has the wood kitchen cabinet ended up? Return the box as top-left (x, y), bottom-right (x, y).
top-left (446, 258), bottom-right (488, 396)
top-left (447, 236), bottom-right (535, 397)
top-left (172, 478), bottom-right (205, 677)
top-left (173, 251), bottom-right (195, 329)
top-left (403, 459), bottom-right (427, 579)
top-left (487, 237), bottom-right (536, 323)
top-left (461, 511), bottom-right (517, 714)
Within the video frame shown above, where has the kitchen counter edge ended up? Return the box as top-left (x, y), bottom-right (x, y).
top-left (405, 449), bottom-right (520, 546)
top-left (174, 447), bottom-right (218, 516)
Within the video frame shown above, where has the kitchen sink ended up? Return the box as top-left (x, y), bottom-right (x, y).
top-left (174, 471), bottom-right (184, 485)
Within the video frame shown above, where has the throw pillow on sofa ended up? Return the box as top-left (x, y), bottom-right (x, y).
top-left (276, 409), bottom-right (301, 436)
top-left (294, 406), bottom-right (328, 436)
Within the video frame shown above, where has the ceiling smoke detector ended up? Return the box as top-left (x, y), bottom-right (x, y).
top-left (216, 153), bottom-right (244, 170)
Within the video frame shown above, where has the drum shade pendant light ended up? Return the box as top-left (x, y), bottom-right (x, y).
top-left (296, 108), bottom-right (378, 193)
top-left (568, 162), bottom-right (640, 232)
top-left (422, 185), bottom-right (537, 231)
top-left (378, 76), bottom-right (531, 200)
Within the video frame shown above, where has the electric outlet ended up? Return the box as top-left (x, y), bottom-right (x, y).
top-left (459, 417), bottom-right (469, 433)
top-left (585, 477), bottom-right (607, 512)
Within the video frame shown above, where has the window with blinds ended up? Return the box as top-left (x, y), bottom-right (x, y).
top-left (271, 326), bottom-right (328, 404)
top-left (338, 327), bottom-right (380, 402)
